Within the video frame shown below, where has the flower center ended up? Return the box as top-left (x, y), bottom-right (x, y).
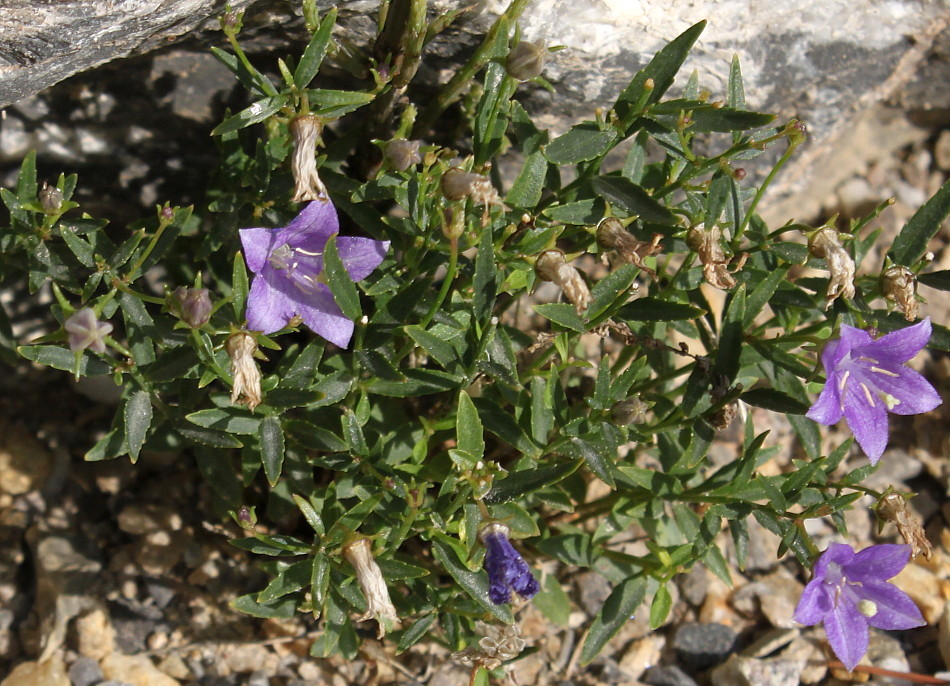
top-left (267, 243), bottom-right (326, 293)
top-left (857, 599), bottom-right (877, 618)
top-left (838, 353), bottom-right (903, 410)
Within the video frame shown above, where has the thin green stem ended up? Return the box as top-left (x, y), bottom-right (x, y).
top-left (732, 137), bottom-right (800, 249)
top-left (228, 32), bottom-right (279, 98)
top-left (126, 219), bottom-right (172, 282)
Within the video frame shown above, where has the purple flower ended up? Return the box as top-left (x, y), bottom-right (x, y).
top-left (479, 523), bottom-right (539, 605)
top-left (239, 199), bottom-right (389, 348)
top-left (794, 543), bottom-right (925, 671)
top-left (806, 317), bottom-right (941, 463)
top-left (64, 308), bottom-right (112, 354)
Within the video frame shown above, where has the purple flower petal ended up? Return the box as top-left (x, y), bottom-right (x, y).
top-left (245, 274), bottom-right (297, 334)
top-left (859, 365), bottom-right (942, 416)
top-left (794, 580), bottom-right (832, 626)
top-left (806, 374), bottom-right (844, 425)
top-left (482, 526), bottom-right (539, 605)
top-left (865, 317), bottom-right (931, 364)
top-left (824, 596), bottom-right (869, 672)
top-left (295, 287), bottom-right (354, 348)
top-left (337, 236), bottom-right (390, 282)
top-left (240, 227), bottom-right (277, 273)
top-left (846, 544), bottom-right (910, 582)
top-left (855, 579), bottom-right (926, 631)
top-left (278, 199), bottom-right (339, 246)
top-left (837, 325), bottom-right (873, 356)
top-left (819, 336), bottom-right (850, 374)
top-left (812, 543), bottom-right (854, 580)
top-left (842, 378), bottom-right (889, 463)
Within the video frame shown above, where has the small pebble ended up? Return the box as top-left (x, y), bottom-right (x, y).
top-left (642, 664), bottom-right (699, 686)
top-left (67, 656), bottom-right (103, 686)
top-left (672, 623), bottom-right (737, 671)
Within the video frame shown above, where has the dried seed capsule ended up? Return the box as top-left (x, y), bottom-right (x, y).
top-left (173, 287), bottom-right (212, 328)
top-left (880, 265), bottom-right (918, 321)
top-left (535, 249), bottom-right (590, 314)
top-left (342, 537), bottom-right (399, 638)
top-left (226, 331), bottom-right (262, 411)
top-left (808, 225), bottom-right (854, 308)
top-left (687, 224), bottom-right (736, 290)
top-left (596, 217), bottom-right (662, 277)
top-left (39, 182), bottom-right (63, 213)
top-left (289, 114), bottom-right (328, 202)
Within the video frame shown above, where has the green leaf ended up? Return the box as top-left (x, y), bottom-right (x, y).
top-left (456, 391), bottom-right (485, 461)
top-left (649, 584), bottom-right (673, 629)
top-left (613, 21), bottom-right (706, 127)
top-left (397, 614), bottom-right (437, 653)
top-left (233, 250), bottom-right (250, 322)
top-left (406, 325), bottom-right (458, 368)
top-left (258, 559), bottom-right (314, 602)
top-left (58, 226), bottom-right (95, 268)
top-left (743, 266), bottom-right (790, 327)
top-left (740, 388), bottom-right (810, 414)
top-left (473, 224), bottom-right (497, 326)
top-left (542, 198), bottom-right (606, 225)
top-left (186, 408), bottom-right (262, 435)
top-left (231, 533), bottom-right (311, 556)
top-left (211, 95), bottom-right (290, 136)
top-left (592, 176), bottom-right (679, 224)
top-left (123, 390), bottom-right (152, 464)
top-left (714, 285), bottom-right (745, 382)
top-left (686, 107), bottom-right (775, 133)
top-left (533, 303), bottom-right (585, 332)
top-left (431, 537), bottom-right (513, 623)
top-left (890, 180), bottom-right (950, 266)
top-left (485, 460), bottom-right (581, 504)
top-left (294, 8), bottom-right (337, 88)
top-left (473, 60), bottom-right (517, 166)
top-left (580, 576), bottom-right (647, 665)
top-left (18, 345), bottom-right (113, 376)
top-left (174, 422), bottom-right (244, 449)
top-left (323, 235), bottom-right (362, 321)
top-left (543, 124), bottom-right (618, 164)
top-left (586, 263), bottom-right (639, 323)
top-left (231, 593), bottom-right (297, 619)
top-left (704, 171), bottom-right (731, 227)
top-left (472, 397), bottom-right (542, 458)
top-left (15, 150), bottom-right (37, 201)
top-left (617, 298), bottom-right (705, 322)
top-left (260, 416), bottom-right (285, 486)
top-left (562, 436), bottom-right (615, 488)
top-left (368, 368), bottom-right (461, 397)
top-left (534, 534), bottom-right (593, 567)
top-left (533, 574), bottom-right (571, 628)
top-left (284, 419), bottom-right (347, 452)
top-left (308, 89), bottom-right (376, 118)
top-left (728, 55), bottom-right (746, 110)
top-left (918, 270), bottom-right (950, 291)
top-left (507, 151), bottom-right (548, 209)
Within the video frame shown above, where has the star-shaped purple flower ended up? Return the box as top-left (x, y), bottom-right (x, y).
top-left (806, 317), bottom-right (941, 463)
top-left (239, 200), bottom-right (389, 348)
top-left (479, 523), bottom-right (539, 605)
top-left (793, 543), bottom-right (925, 671)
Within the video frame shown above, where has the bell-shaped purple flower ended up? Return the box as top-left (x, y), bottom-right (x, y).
top-left (806, 317), bottom-right (941, 463)
top-left (479, 523), bottom-right (539, 605)
top-left (794, 543), bottom-right (925, 672)
top-left (239, 199), bottom-right (389, 348)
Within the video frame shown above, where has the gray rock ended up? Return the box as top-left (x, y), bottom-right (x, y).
top-left (642, 665), bottom-right (699, 686)
top-left (68, 657), bottom-right (104, 686)
top-left (710, 654), bottom-right (805, 686)
top-left (246, 671), bottom-right (271, 686)
top-left (672, 622), bottom-right (737, 671)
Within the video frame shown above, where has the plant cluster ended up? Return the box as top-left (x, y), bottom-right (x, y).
top-left (2, 0), bottom-right (948, 680)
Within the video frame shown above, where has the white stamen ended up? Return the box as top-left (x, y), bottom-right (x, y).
top-left (858, 356), bottom-right (879, 364)
top-left (295, 246), bottom-right (323, 257)
top-left (860, 382), bottom-right (875, 407)
top-left (870, 366), bottom-right (899, 378)
top-left (838, 370), bottom-right (850, 392)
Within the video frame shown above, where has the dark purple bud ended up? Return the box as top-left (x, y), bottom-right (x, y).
top-left (160, 206), bottom-right (175, 221)
top-left (39, 182), bottom-right (63, 213)
top-left (479, 522), bottom-right (539, 605)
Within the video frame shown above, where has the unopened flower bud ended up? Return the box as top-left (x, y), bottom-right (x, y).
top-left (226, 331), bottom-right (262, 411)
top-left (442, 206), bottom-right (465, 242)
top-left (174, 287), bottom-right (212, 328)
top-left (807, 225), bottom-right (854, 308)
top-left (535, 249), bottom-right (590, 314)
top-left (596, 217), bottom-right (662, 277)
top-left (876, 492), bottom-right (931, 559)
top-left (506, 40), bottom-right (545, 81)
top-left (880, 265), bottom-right (918, 321)
top-left (39, 182), bottom-right (63, 213)
top-left (385, 139), bottom-right (423, 171)
top-left (687, 224), bottom-right (736, 290)
top-left (342, 537), bottom-right (399, 638)
top-left (160, 206), bottom-right (175, 222)
top-left (786, 119), bottom-right (807, 145)
top-left (732, 167), bottom-right (746, 181)
top-left (64, 308), bottom-right (112, 354)
top-left (289, 115), bottom-right (328, 202)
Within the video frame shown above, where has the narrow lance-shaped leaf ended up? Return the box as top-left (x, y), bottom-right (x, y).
top-left (123, 389), bottom-right (152, 464)
top-left (260, 416), bottom-right (285, 486)
top-left (294, 8), bottom-right (337, 88)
